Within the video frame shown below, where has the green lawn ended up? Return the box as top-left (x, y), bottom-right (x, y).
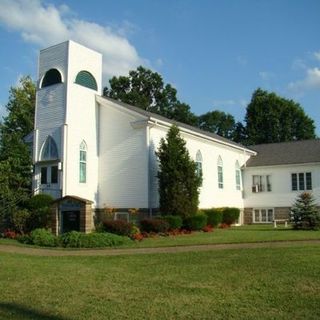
top-left (1, 225), bottom-right (320, 249)
top-left (0, 245), bottom-right (320, 319)
top-left (128, 225), bottom-right (320, 248)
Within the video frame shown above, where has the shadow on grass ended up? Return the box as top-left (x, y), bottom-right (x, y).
top-left (0, 302), bottom-right (69, 320)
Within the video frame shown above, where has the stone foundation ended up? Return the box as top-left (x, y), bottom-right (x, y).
top-left (244, 207), bottom-right (291, 224)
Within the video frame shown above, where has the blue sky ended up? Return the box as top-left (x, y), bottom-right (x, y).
top-left (0, 0), bottom-right (319, 134)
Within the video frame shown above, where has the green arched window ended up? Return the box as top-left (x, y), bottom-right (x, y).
top-left (75, 71), bottom-right (97, 91)
top-left (41, 69), bottom-right (62, 88)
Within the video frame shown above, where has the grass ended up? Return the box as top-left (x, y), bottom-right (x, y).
top-left (0, 245), bottom-right (320, 319)
top-left (128, 225), bottom-right (320, 248)
top-left (1, 225), bottom-right (320, 249)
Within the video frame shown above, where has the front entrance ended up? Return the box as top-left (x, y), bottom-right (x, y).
top-left (51, 196), bottom-right (93, 235)
top-left (62, 210), bottom-right (80, 233)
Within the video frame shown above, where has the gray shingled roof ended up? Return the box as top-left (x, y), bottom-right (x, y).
top-left (99, 96), bottom-right (254, 152)
top-left (246, 139), bottom-right (320, 167)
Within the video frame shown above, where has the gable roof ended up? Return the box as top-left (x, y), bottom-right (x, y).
top-left (97, 95), bottom-right (255, 153)
top-left (246, 139), bottom-right (320, 167)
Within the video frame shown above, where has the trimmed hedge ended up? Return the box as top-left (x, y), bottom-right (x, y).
top-left (184, 214), bottom-right (207, 231)
top-left (222, 207), bottom-right (240, 225)
top-left (59, 231), bottom-right (130, 248)
top-left (162, 215), bottom-right (183, 230)
top-left (202, 209), bottom-right (223, 227)
top-left (103, 220), bottom-right (133, 236)
top-left (140, 218), bottom-right (170, 233)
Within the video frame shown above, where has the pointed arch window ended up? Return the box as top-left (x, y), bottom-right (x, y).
top-left (41, 69), bottom-right (62, 88)
top-left (40, 136), bottom-right (58, 160)
top-left (79, 141), bottom-right (87, 183)
top-left (217, 156), bottom-right (223, 189)
top-left (195, 150), bottom-right (203, 182)
top-left (235, 160), bottom-right (241, 190)
top-left (75, 71), bottom-right (97, 90)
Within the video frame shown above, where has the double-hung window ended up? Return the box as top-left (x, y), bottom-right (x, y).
top-left (252, 175), bottom-right (271, 192)
top-left (79, 141), bottom-right (87, 183)
top-left (235, 161), bottom-right (241, 190)
top-left (217, 156), bottom-right (223, 189)
top-left (291, 172), bottom-right (312, 191)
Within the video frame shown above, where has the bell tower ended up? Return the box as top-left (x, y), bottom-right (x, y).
top-left (33, 40), bottom-right (102, 203)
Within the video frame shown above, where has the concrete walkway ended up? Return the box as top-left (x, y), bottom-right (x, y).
top-left (0, 240), bottom-right (319, 257)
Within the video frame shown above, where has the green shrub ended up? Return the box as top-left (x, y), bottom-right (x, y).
top-left (202, 208), bottom-right (223, 227)
top-left (140, 218), bottom-right (170, 233)
top-left (162, 215), bottom-right (183, 230)
top-left (17, 234), bottom-right (33, 245)
top-left (12, 209), bottom-right (31, 234)
top-left (30, 228), bottom-right (56, 247)
top-left (103, 220), bottom-right (133, 236)
top-left (184, 214), bottom-right (207, 230)
top-left (59, 231), bottom-right (130, 248)
top-left (222, 207), bottom-right (240, 225)
top-left (59, 231), bottom-right (82, 247)
top-left (27, 194), bottom-right (54, 231)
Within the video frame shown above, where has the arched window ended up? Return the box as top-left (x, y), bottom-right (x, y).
top-left (40, 136), bottom-right (58, 160)
top-left (217, 156), bottom-right (223, 189)
top-left (195, 150), bottom-right (203, 181)
top-left (75, 71), bottom-right (97, 90)
top-left (41, 69), bottom-right (62, 88)
top-left (235, 160), bottom-right (241, 190)
top-left (79, 141), bottom-right (87, 183)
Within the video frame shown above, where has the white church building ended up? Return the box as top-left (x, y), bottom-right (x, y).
top-left (31, 40), bottom-right (320, 234)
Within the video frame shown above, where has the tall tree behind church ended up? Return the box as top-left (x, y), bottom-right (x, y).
top-left (245, 89), bottom-right (316, 145)
top-left (103, 66), bottom-right (198, 126)
top-left (0, 76), bottom-right (35, 223)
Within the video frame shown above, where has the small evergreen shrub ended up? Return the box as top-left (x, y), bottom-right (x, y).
top-left (140, 218), bottom-right (170, 233)
top-left (12, 209), bottom-right (31, 234)
top-left (59, 231), bottom-right (130, 248)
top-left (30, 228), bottom-right (56, 247)
top-left (184, 214), bottom-right (207, 231)
top-left (162, 215), bottom-right (183, 230)
top-left (202, 208), bottom-right (223, 227)
top-left (103, 220), bottom-right (133, 236)
top-left (222, 207), bottom-right (240, 225)
top-left (290, 192), bottom-right (320, 230)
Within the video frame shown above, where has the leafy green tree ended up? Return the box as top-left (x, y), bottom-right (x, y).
top-left (198, 110), bottom-right (236, 139)
top-left (245, 88), bottom-right (316, 145)
top-left (290, 192), bottom-right (320, 230)
top-left (0, 76), bottom-right (36, 228)
top-left (103, 66), bottom-right (198, 125)
top-left (156, 125), bottom-right (202, 219)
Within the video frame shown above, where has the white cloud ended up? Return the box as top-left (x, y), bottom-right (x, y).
top-left (258, 71), bottom-right (275, 81)
top-left (314, 51), bottom-right (320, 61)
top-left (0, 0), bottom-right (145, 78)
top-left (288, 67), bottom-right (320, 92)
top-left (236, 55), bottom-right (247, 66)
top-left (291, 58), bottom-right (307, 70)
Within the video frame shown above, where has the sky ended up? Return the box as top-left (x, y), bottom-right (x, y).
top-left (0, 0), bottom-right (319, 134)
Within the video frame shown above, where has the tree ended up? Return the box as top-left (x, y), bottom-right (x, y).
top-left (245, 88), bottom-right (316, 145)
top-left (198, 110), bottom-right (236, 139)
top-left (103, 66), bottom-right (198, 126)
top-left (156, 125), bottom-right (202, 219)
top-left (0, 76), bottom-right (36, 228)
top-left (290, 192), bottom-right (320, 230)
